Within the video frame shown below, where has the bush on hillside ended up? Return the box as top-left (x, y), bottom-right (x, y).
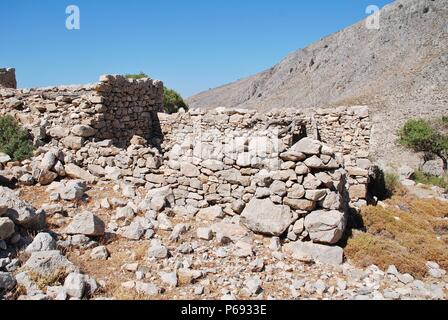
top-left (0, 115), bottom-right (34, 161)
top-left (398, 118), bottom-right (448, 173)
top-left (163, 88), bottom-right (188, 114)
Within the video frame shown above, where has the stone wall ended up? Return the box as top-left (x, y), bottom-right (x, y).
top-left (0, 68), bottom-right (17, 89)
top-left (159, 106), bottom-right (371, 209)
top-left (0, 75), bottom-right (164, 148)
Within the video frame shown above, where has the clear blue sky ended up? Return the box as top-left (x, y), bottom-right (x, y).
top-left (0, 0), bottom-right (393, 97)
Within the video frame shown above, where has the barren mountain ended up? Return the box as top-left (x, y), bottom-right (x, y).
top-left (188, 0), bottom-right (448, 167)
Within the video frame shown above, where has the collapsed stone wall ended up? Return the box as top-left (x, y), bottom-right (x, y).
top-left (0, 68), bottom-right (17, 89)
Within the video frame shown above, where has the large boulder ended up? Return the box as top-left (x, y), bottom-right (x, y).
top-left (283, 241), bottom-right (344, 265)
top-left (0, 186), bottom-right (39, 228)
top-left (304, 210), bottom-right (346, 244)
top-left (64, 212), bottom-right (105, 236)
top-left (22, 250), bottom-right (77, 277)
top-left (241, 198), bottom-right (295, 236)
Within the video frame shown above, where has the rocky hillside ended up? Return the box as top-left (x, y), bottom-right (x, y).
top-left (187, 0), bottom-right (448, 167)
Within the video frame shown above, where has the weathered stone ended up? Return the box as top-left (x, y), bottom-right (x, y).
top-left (349, 184), bottom-right (367, 200)
top-left (291, 138), bottom-right (322, 155)
top-left (283, 198), bottom-right (316, 211)
top-left (64, 212), bottom-right (105, 236)
top-left (304, 210), bottom-right (346, 244)
top-left (61, 136), bottom-right (84, 150)
top-left (201, 159), bottom-right (225, 171)
top-left (180, 163), bottom-right (200, 177)
top-left (0, 217), bottom-right (15, 240)
top-left (90, 246), bottom-right (109, 260)
top-left (63, 272), bottom-right (86, 299)
top-left (22, 250), bottom-right (77, 276)
top-left (0, 272), bottom-right (16, 291)
top-left (196, 206), bottom-right (224, 221)
top-left (305, 189), bottom-right (327, 201)
top-left (241, 198), bottom-right (295, 236)
top-left (0, 186), bottom-right (39, 227)
top-left (283, 242), bottom-right (344, 265)
top-left (25, 233), bottom-right (56, 253)
top-left (197, 227), bottom-right (213, 240)
top-left (60, 180), bottom-right (87, 201)
top-left (65, 164), bottom-right (96, 183)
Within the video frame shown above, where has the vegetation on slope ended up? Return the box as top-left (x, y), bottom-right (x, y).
top-left (398, 117), bottom-right (448, 173)
top-left (346, 194), bottom-right (448, 278)
top-left (0, 115), bottom-right (34, 161)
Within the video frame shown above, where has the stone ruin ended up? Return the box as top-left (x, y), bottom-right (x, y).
top-left (0, 68), bottom-right (17, 89)
top-left (0, 71), bottom-right (372, 259)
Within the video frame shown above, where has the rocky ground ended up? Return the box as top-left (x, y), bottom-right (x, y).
top-left (1, 178), bottom-right (447, 300)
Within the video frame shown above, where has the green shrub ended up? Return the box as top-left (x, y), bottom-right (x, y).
top-left (0, 115), bottom-right (34, 161)
top-left (163, 88), bottom-right (188, 114)
top-left (413, 170), bottom-right (448, 191)
top-left (398, 118), bottom-right (448, 172)
top-left (384, 171), bottom-right (401, 197)
top-left (124, 72), bottom-right (148, 80)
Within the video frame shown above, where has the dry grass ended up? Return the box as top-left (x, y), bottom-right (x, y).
top-left (28, 269), bottom-right (68, 290)
top-left (346, 195), bottom-right (448, 278)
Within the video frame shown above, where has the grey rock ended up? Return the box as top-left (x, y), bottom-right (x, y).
top-left (22, 250), bottom-right (76, 276)
top-left (64, 212), bottom-right (105, 236)
top-left (135, 282), bottom-right (160, 296)
top-left (25, 233), bottom-right (56, 253)
top-left (241, 198), bottom-right (295, 236)
top-left (159, 271), bottom-right (178, 287)
top-left (0, 186), bottom-right (39, 228)
top-left (291, 138), bottom-right (322, 155)
top-left (304, 210), bottom-right (346, 244)
top-left (283, 241), bottom-right (344, 265)
top-left (71, 125), bottom-right (97, 138)
top-left (63, 272), bottom-right (86, 299)
top-left (196, 206), bottom-right (224, 221)
top-left (0, 272), bottom-right (16, 291)
top-left (197, 227), bottom-right (213, 240)
top-left (0, 217), bottom-right (15, 240)
top-left (90, 246), bottom-right (109, 260)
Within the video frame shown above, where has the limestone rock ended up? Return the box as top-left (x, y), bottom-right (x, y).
top-left (25, 233), bottom-right (56, 253)
top-left (291, 138), bottom-right (322, 155)
top-left (304, 210), bottom-right (346, 244)
top-left (64, 212), bottom-right (105, 236)
top-left (22, 250), bottom-right (77, 276)
top-left (241, 198), bottom-right (295, 236)
top-left (283, 242), bottom-right (344, 265)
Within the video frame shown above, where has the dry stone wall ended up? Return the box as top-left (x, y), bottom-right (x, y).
top-left (0, 75), bottom-right (163, 148)
top-left (1, 72), bottom-right (371, 249)
top-left (159, 106), bottom-right (371, 209)
top-left (0, 68), bottom-right (16, 89)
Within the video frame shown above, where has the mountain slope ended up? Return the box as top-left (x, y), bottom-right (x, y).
top-left (187, 0), bottom-right (448, 166)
